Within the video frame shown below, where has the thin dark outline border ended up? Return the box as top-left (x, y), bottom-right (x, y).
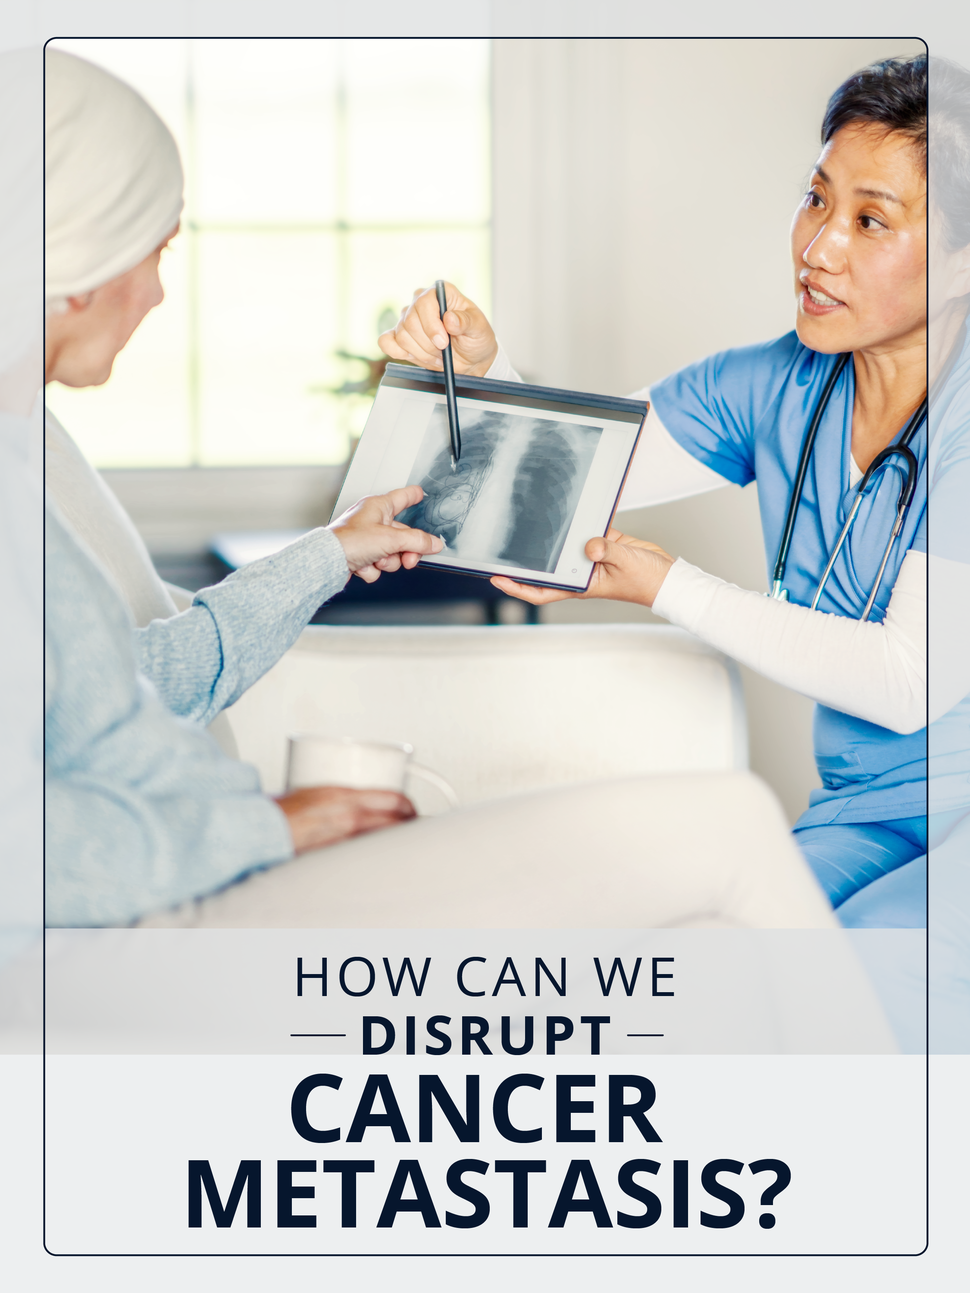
top-left (41, 30), bottom-right (936, 1261)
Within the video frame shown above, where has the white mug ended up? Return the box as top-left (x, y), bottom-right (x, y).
top-left (285, 735), bottom-right (459, 811)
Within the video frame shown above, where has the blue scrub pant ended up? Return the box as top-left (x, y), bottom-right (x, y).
top-left (793, 816), bottom-right (926, 928)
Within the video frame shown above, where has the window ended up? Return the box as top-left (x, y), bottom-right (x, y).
top-left (47, 38), bottom-right (492, 469)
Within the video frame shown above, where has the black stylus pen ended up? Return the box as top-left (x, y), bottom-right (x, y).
top-left (435, 279), bottom-right (461, 468)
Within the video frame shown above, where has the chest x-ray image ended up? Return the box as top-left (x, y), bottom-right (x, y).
top-left (398, 404), bottom-right (603, 573)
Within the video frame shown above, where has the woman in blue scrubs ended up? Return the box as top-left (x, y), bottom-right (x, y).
top-left (380, 55), bottom-right (943, 929)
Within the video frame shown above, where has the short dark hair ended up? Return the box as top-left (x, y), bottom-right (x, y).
top-left (822, 54), bottom-right (927, 173)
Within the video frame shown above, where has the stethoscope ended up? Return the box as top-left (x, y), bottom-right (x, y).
top-left (770, 352), bottom-right (926, 621)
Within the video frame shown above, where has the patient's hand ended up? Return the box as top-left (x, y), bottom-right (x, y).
top-left (276, 786), bottom-right (416, 854)
top-left (378, 282), bottom-right (498, 377)
top-left (329, 486), bottom-right (444, 583)
top-left (491, 530), bottom-right (676, 609)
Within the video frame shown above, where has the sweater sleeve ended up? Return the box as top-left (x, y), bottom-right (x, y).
top-left (615, 405), bottom-right (731, 511)
top-left (133, 526), bottom-right (349, 726)
top-left (483, 344), bottom-right (523, 383)
top-left (651, 549), bottom-right (929, 734)
top-left (45, 737), bottom-right (294, 927)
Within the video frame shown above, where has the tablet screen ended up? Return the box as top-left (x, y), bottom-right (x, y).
top-left (331, 365), bottom-right (647, 591)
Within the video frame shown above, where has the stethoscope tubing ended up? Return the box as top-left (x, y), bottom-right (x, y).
top-left (809, 494), bottom-right (863, 611)
top-left (861, 513), bottom-right (905, 623)
top-left (772, 352), bottom-right (852, 592)
top-left (774, 350), bottom-right (926, 618)
top-left (809, 442), bottom-right (919, 617)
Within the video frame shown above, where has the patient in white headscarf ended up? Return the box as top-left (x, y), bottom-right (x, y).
top-left (42, 49), bottom-right (451, 922)
top-left (44, 48), bottom-right (188, 632)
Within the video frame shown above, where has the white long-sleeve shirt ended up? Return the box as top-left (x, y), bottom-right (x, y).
top-left (485, 345), bottom-right (936, 735)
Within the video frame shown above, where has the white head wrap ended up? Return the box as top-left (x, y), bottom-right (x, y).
top-left (45, 49), bottom-right (184, 307)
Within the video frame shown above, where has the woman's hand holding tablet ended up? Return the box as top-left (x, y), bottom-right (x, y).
top-left (328, 485), bottom-right (444, 583)
top-left (491, 528), bottom-right (676, 608)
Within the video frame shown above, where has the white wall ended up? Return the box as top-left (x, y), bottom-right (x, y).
top-left (490, 37), bottom-right (923, 823)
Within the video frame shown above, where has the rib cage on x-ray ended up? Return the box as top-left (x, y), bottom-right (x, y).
top-left (398, 405), bottom-right (602, 573)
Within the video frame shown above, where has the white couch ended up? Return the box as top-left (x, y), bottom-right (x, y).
top-left (221, 622), bottom-right (749, 810)
top-left (154, 592), bottom-right (841, 934)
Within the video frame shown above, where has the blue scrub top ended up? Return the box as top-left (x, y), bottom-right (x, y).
top-left (649, 331), bottom-right (927, 827)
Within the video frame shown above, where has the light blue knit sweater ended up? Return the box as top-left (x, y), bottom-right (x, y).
top-left (45, 506), bottom-right (350, 926)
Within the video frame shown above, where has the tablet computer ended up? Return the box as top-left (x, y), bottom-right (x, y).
top-left (330, 363), bottom-right (648, 592)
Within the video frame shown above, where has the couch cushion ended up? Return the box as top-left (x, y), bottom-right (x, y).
top-left (225, 623), bottom-right (746, 807)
